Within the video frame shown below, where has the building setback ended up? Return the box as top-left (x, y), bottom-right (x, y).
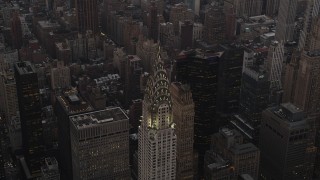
top-left (259, 103), bottom-right (316, 180)
top-left (138, 49), bottom-right (177, 179)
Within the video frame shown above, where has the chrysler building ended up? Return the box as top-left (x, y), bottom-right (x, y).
top-left (138, 47), bottom-right (177, 180)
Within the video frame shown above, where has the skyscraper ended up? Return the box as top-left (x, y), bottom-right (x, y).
top-left (70, 107), bottom-right (130, 179)
top-left (148, 3), bottom-right (160, 43)
top-left (170, 3), bottom-right (194, 34)
top-left (138, 48), bottom-right (177, 180)
top-left (216, 45), bottom-right (244, 121)
top-left (10, 11), bottom-right (22, 49)
top-left (265, 0), bottom-right (280, 17)
top-left (203, 4), bottom-right (226, 45)
top-left (170, 82), bottom-right (195, 180)
top-left (259, 103), bottom-right (316, 180)
top-left (180, 20), bottom-right (193, 50)
top-left (231, 61), bottom-right (270, 143)
top-left (266, 40), bottom-right (284, 105)
top-left (0, 70), bottom-right (19, 123)
top-left (275, 0), bottom-right (298, 42)
top-left (14, 61), bottom-right (44, 177)
top-left (293, 50), bottom-right (320, 114)
top-left (173, 49), bottom-right (221, 175)
top-left (54, 90), bottom-right (94, 179)
top-left (76, 0), bottom-right (99, 34)
top-left (225, 6), bottom-right (236, 40)
top-left (298, 0), bottom-right (320, 51)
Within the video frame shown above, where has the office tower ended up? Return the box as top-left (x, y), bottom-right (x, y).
top-left (159, 22), bottom-right (175, 46)
top-left (148, 3), bottom-right (160, 43)
top-left (124, 55), bottom-right (143, 107)
top-left (173, 49), bottom-right (221, 175)
top-left (210, 128), bottom-right (260, 179)
top-left (76, 0), bottom-right (98, 34)
top-left (298, 0), bottom-right (320, 51)
top-left (216, 45), bottom-right (244, 122)
top-left (41, 157), bottom-right (60, 180)
top-left (282, 50), bottom-right (300, 103)
top-left (10, 11), bottom-right (22, 49)
top-left (170, 82), bottom-right (195, 180)
top-left (50, 61), bottom-right (71, 90)
top-left (0, 70), bottom-right (18, 122)
top-left (179, 20), bottom-right (193, 49)
top-left (293, 50), bottom-right (320, 114)
top-left (265, 0), bottom-right (280, 17)
top-left (204, 4), bottom-right (226, 45)
top-left (14, 61), bottom-right (44, 177)
top-left (275, 0), bottom-right (298, 42)
top-left (204, 151), bottom-right (234, 179)
top-left (54, 90), bottom-right (94, 179)
top-left (259, 103), bottom-right (316, 180)
top-left (231, 60), bottom-right (270, 143)
top-left (138, 49), bottom-right (177, 180)
top-left (307, 17), bottom-right (320, 51)
top-left (225, 6), bottom-right (236, 40)
top-left (170, 3), bottom-right (194, 34)
top-left (129, 99), bottom-right (142, 133)
top-left (266, 40), bottom-right (284, 92)
top-left (70, 107), bottom-right (130, 179)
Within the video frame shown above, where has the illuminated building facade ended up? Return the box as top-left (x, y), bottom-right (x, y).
top-left (138, 48), bottom-right (177, 180)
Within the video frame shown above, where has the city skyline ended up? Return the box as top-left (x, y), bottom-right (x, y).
top-left (0, 0), bottom-right (320, 179)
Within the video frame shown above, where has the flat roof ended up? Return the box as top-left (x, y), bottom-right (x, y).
top-left (70, 107), bottom-right (128, 129)
top-left (14, 61), bottom-right (36, 75)
top-left (231, 143), bottom-right (259, 155)
top-left (38, 20), bottom-right (60, 29)
top-left (56, 93), bottom-right (93, 115)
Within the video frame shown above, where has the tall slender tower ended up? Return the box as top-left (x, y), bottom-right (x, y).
top-left (10, 12), bottom-right (22, 49)
top-left (275, 0), bottom-right (298, 42)
top-left (148, 3), bottom-right (159, 43)
top-left (298, 0), bottom-right (320, 50)
top-left (76, 0), bottom-right (99, 34)
top-left (265, 0), bottom-right (280, 17)
top-left (170, 82), bottom-right (195, 180)
top-left (14, 61), bottom-right (44, 177)
top-left (138, 48), bottom-right (177, 180)
top-left (266, 40), bottom-right (284, 91)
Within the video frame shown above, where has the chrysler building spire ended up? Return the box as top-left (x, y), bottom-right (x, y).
top-left (138, 46), bottom-right (177, 179)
